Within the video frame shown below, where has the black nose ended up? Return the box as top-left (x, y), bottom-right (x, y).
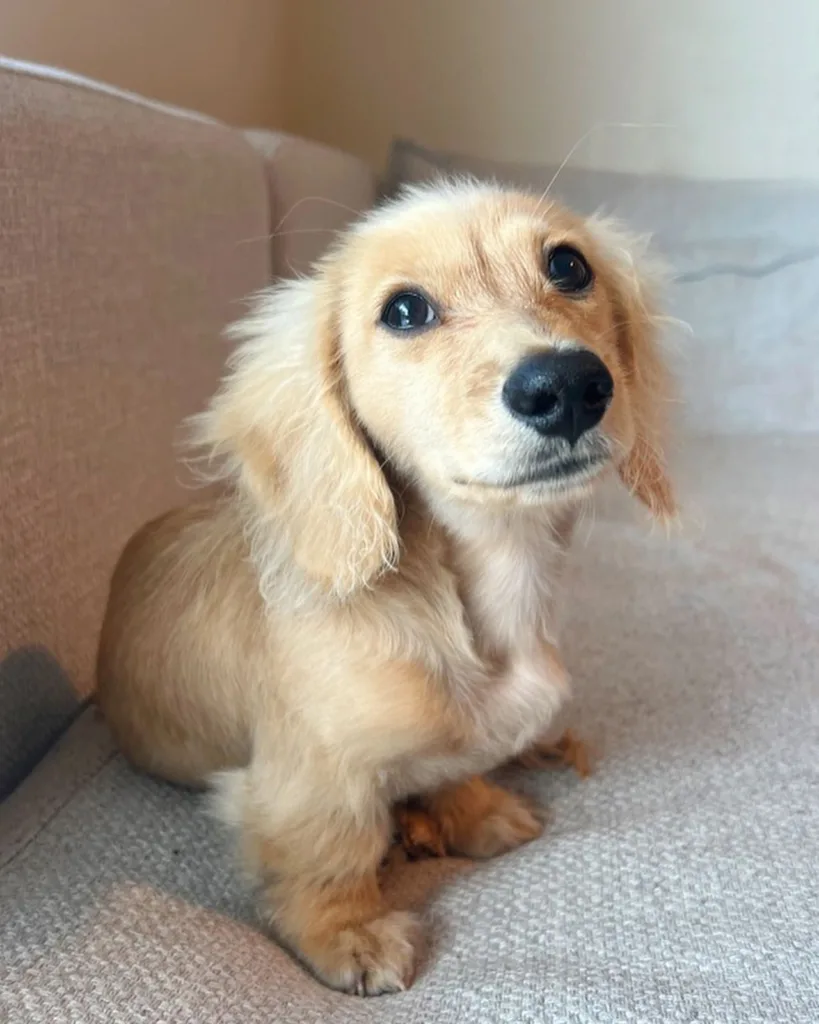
top-left (502, 349), bottom-right (614, 445)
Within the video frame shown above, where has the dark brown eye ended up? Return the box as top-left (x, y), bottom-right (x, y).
top-left (545, 245), bottom-right (593, 293)
top-left (380, 291), bottom-right (438, 332)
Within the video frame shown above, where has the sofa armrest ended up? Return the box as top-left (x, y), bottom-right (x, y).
top-left (244, 130), bottom-right (377, 277)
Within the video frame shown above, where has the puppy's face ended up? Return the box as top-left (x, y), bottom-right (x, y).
top-left (336, 185), bottom-right (671, 511)
top-left (205, 182), bottom-right (675, 596)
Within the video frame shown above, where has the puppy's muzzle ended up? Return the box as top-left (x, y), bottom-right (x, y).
top-left (502, 349), bottom-right (613, 446)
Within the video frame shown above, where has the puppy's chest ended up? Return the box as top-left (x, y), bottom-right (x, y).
top-left (458, 519), bottom-right (566, 657)
top-left (436, 522), bottom-right (571, 771)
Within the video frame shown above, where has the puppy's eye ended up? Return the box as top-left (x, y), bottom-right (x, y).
top-left (545, 245), bottom-right (593, 293)
top-left (380, 291), bottom-right (438, 332)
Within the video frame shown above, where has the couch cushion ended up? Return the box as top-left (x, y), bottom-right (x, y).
top-left (2, 437), bottom-right (816, 1023)
top-left (387, 139), bottom-right (819, 437)
top-left (0, 60), bottom-right (271, 796)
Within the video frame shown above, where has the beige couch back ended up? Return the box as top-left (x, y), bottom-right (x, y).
top-left (0, 63), bottom-right (271, 793)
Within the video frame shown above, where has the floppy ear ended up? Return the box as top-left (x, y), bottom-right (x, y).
top-left (589, 217), bottom-right (677, 524)
top-left (196, 276), bottom-right (399, 598)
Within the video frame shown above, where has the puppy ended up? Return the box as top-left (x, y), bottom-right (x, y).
top-left (96, 181), bottom-right (675, 996)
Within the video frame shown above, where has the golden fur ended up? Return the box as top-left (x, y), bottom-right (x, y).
top-left (96, 181), bottom-right (675, 995)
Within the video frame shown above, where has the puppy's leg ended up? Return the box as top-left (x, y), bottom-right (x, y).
top-left (216, 766), bottom-right (419, 996)
top-left (273, 859), bottom-right (420, 997)
top-left (398, 776), bottom-right (543, 860)
top-left (394, 800), bottom-right (447, 860)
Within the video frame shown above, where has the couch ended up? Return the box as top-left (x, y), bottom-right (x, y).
top-left (1, 61), bottom-right (817, 1024)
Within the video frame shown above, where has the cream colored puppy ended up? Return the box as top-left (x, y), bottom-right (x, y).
top-left (96, 181), bottom-right (675, 996)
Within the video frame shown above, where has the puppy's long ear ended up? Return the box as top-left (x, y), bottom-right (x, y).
top-left (197, 276), bottom-right (398, 598)
top-left (589, 217), bottom-right (677, 524)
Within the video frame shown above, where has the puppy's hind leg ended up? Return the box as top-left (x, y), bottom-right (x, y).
top-left (212, 764), bottom-right (420, 996)
top-left (396, 776), bottom-right (544, 861)
top-left (514, 729), bottom-right (593, 777)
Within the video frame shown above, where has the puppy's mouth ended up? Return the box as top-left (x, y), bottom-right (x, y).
top-left (454, 452), bottom-right (609, 493)
top-left (504, 454), bottom-right (608, 489)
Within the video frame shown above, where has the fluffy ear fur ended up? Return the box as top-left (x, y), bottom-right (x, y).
top-left (589, 216), bottom-right (677, 523)
top-left (195, 276), bottom-right (399, 598)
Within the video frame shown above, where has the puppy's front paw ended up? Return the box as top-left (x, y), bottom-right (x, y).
top-left (307, 911), bottom-right (421, 996)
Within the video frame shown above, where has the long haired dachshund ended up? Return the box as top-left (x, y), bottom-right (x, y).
top-left (96, 181), bottom-right (675, 995)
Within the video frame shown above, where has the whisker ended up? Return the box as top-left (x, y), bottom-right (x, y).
top-left (274, 194), bottom-right (364, 231)
top-left (534, 121), bottom-right (674, 213)
top-left (235, 227), bottom-right (345, 248)
top-left (235, 193), bottom-right (367, 250)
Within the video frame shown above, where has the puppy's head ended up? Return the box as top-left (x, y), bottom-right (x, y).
top-left (201, 182), bottom-right (675, 597)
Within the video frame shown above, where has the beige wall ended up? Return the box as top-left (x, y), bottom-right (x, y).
top-left (0, 0), bottom-right (284, 126)
top-left (284, 0), bottom-right (819, 180)
top-left (3, 0), bottom-right (816, 179)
